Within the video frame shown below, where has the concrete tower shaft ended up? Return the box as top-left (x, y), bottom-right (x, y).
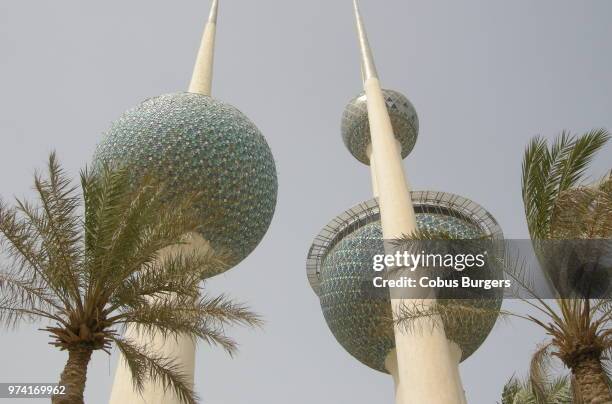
top-left (109, 2), bottom-right (221, 402)
top-left (105, 1), bottom-right (277, 402)
top-left (351, 1), bottom-right (466, 403)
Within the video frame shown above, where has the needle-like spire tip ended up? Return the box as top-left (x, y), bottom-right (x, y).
top-left (208, 0), bottom-right (219, 23)
top-left (353, 0), bottom-right (379, 82)
top-left (188, 0), bottom-right (219, 95)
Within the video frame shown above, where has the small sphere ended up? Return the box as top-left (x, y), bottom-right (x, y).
top-left (307, 192), bottom-right (503, 373)
top-left (341, 89), bottom-right (418, 165)
top-left (94, 92), bottom-right (277, 269)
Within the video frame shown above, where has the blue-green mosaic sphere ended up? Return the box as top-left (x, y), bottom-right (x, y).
top-left (314, 195), bottom-right (502, 373)
top-left (341, 89), bottom-right (418, 165)
top-left (94, 92), bottom-right (277, 268)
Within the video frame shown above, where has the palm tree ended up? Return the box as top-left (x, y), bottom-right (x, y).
top-left (500, 374), bottom-right (572, 404)
top-left (395, 130), bottom-right (611, 403)
top-left (0, 154), bottom-right (261, 404)
top-left (520, 129), bottom-right (612, 403)
top-left (501, 349), bottom-right (611, 404)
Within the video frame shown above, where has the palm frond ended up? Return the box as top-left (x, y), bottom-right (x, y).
top-left (110, 248), bottom-right (229, 310)
top-left (529, 342), bottom-right (554, 402)
top-left (112, 336), bottom-right (198, 404)
top-left (0, 197), bottom-right (76, 311)
top-left (500, 376), bottom-right (521, 404)
top-left (114, 293), bottom-right (262, 355)
top-left (551, 177), bottom-right (612, 238)
top-left (81, 165), bottom-right (146, 306)
top-left (522, 129), bottom-right (610, 239)
top-left (83, 165), bottom-right (209, 311)
top-left (555, 129), bottom-right (610, 197)
top-left (0, 272), bottom-right (65, 327)
top-left (394, 298), bottom-right (512, 335)
top-left (547, 375), bottom-right (573, 403)
top-left (30, 153), bottom-right (83, 309)
top-left (599, 349), bottom-right (612, 389)
top-left (0, 272), bottom-right (62, 319)
top-left (501, 370), bottom-right (572, 404)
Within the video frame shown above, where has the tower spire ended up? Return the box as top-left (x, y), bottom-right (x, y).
top-left (208, 0), bottom-right (219, 23)
top-left (188, 0), bottom-right (219, 95)
top-left (350, 2), bottom-right (466, 404)
top-left (353, 0), bottom-right (378, 82)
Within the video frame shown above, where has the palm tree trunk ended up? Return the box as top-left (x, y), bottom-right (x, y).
top-left (52, 347), bottom-right (93, 404)
top-left (572, 356), bottom-right (612, 404)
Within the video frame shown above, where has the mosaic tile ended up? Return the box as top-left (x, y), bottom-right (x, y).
top-left (93, 92), bottom-right (277, 268)
top-left (317, 198), bottom-right (502, 373)
top-left (341, 89), bottom-right (418, 165)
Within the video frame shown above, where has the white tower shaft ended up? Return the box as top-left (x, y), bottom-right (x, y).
top-left (108, 236), bottom-right (210, 404)
top-left (353, 1), bottom-right (466, 403)
top-left (109, 2), bottom-right (219, 402)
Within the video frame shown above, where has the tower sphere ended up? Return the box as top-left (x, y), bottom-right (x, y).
top-left (341, 89), bottom-right (418, 165)
top-left (94, 92), bottom-right (277, 268)
top-left (306, 192), bottom-right (503, 373)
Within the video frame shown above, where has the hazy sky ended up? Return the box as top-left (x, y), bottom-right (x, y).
top-left (0, 1), bottom-right (611, 403)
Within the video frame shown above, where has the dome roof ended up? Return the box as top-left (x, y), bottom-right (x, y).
top-left (306, 192), bottom-right (503, 372)
top-left (341, 89), bottom-right (418, 165)
top-left (94, 92), bottom-right (277, 268)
